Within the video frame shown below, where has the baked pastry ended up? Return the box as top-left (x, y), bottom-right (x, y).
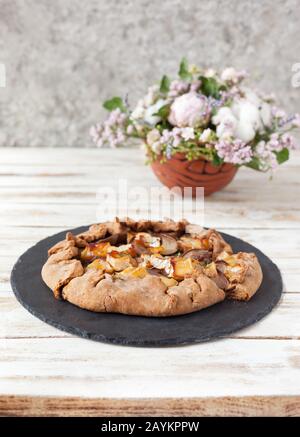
top-left (41, 218), bottom-right (263, 317)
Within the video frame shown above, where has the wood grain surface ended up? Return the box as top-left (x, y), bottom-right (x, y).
top-left (1, 395), bottom-right (300, 417)
top-left (0, 148), bottom-right (299, 416)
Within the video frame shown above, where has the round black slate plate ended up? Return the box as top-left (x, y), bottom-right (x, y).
top-left (11, 226), bottom-right (283, 347)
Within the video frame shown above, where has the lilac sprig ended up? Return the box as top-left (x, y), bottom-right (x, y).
top-left (215, 139), bottom-right (253, 164)
top-left (253, 132), bottom-right (298, 171)
top-left (90, 108), bottom-right (128, 148)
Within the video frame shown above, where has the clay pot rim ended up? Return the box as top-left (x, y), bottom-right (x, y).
top-left (152, 152), bottom-right (237, 169)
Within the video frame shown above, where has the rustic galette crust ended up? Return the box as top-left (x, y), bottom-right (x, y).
top-left (41, 218), bottom-right (263, 317)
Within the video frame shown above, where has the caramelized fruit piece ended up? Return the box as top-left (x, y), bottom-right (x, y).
top-left (172, 257), bottom-right (196, 279)
top-left (141, 254), bottom-right (174, 276)
top-left (117, 266), bottom-right (148, 279)
top-left (215, 252), bottom-right (245, 283)
top-left (204, 261), bottom-right (218, 277)
top-left (136, 232), bottom-right (161, 248)
top-left (201, 238), bottom-right (210, 250)
top-left (204, 262), bottom-right (229, 289)
top-left (160, 276), bottom-right (178, 287)
top-left (216, 251), bottom-right (236, 266)
top-left (107, 244), bottom-right (132, 253)
top-left (131, 232), bottom-right (163, 255)
top-left (80, 242), bottom-right (111, 261)
top-left (107, 251), bottom-right (135, 271)
top-left (86, 259), bottom-right (113, 273)
top-left (224, 264), bottom-right (244, 282)
top-left (180, 236), bottom-right (203, 250)
top-left (149, 246), bottom-right (163, 254)
top-left (179, 235), bottom-right (210, 252)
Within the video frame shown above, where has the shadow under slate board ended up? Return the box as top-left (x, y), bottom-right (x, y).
top-left (11, 226), bottom-right (283, 347)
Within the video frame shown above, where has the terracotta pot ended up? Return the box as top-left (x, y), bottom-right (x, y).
top-left (151, 153), bottom-right (238, 196)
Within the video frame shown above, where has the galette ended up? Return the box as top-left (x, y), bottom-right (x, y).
top-left (41, 218), bottom-right (263, 317)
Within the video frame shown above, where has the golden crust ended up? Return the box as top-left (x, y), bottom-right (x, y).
top-left (41, 218), bottom-right (263, 316)
top-left (225, 252), bottom-right (263, 301)
top-left (62, 272), bottom-right (225, 317)
top-left (41, 246), bottom-right (84, 299)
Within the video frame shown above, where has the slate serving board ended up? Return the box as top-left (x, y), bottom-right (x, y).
top-left (11, 226), bottom-right (283, 347)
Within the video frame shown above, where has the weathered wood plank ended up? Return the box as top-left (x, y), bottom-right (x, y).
top-left (1, 203), bottom-right (300, 229)
top-left (0, 338), bottom-right (299, 398)
top-left (1, 395), bottom-right (299, 417)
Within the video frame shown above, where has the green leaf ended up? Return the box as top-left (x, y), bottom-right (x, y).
top-left (199, 76), bottom-right (220, 99)
top-left (178, 58), bottom-right (192, 81)
top-left (212, 153), bottom-right (223, 167)
top-left (160, 75), bottom-right (170, 93)
top-left (103, 96), bottom-right (126, 112)
top-left (275, 147), bottom-right (289, 164)
top-left (246, 157), bottom-right (261, 171)
top-left (153, 104), bottom-right (171, 120)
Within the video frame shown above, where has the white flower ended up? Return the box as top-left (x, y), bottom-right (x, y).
top-left (144, 85), bottom-right (160, 106)
top-left (180, 127), bottom-right (195, 141)
top-left (212, 107), bottom-right (236, 126)
top-left (147, 128), bottom-right (161, 145)
top-left (213, 89), bottom-right (272, 143)
top-left (131, 105), bottom-right (145, 120)
top-left (221, 67), bottom-right (246, 84)
top-left (204, 68), bottom-right (216, 78)
top-left (221, 67), bottom-right (237, 82)
top-left (242, 88), bottom-right (261, 107)
top-left (151, 141), bottom-right (162, 154)
top-left (242, 87), bottom-right (272, 127)
top-left (231, 100), bottom-right (261, 142)
top-left (144, 99), bottom-right (167, 126)
top-left (213, 98), bottom-right (268, 143)
top-left (212, 107), bottom-right (237, 140)
top-left (216, 124), bottom-right (234, 140)
top-left (200, 128), bottom-right (213, 142)
top-left (168, 92), bottom-right (209, 128)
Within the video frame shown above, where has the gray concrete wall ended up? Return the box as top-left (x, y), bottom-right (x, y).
top-left (0, 0), bottom-right (299, 147)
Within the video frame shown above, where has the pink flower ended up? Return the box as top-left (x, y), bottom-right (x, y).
top-left (190, 80), bottom-right (201, 92)
top-left (168, 92), bottom-right (210, 128)
top-left (90, 125), bottom-right (100, 142)
top-left (271, 106), bottom-right (287, 119)
top-left (90, 109), bottom-right (128, 148)
top-left (215, 139), bottom-right (253, 165)
top-left (159, 127), bottom-right (195, 152)
top-left (255, 141), bottom-right (278, 170)
top-left (168, 80), bottom-right (189, 98)
top-left (268, 133), bottom-right (282, 152)
top-left (126, 125), bottom-right (134, 135)
top-left (281, 133), bottom-right (298, 150)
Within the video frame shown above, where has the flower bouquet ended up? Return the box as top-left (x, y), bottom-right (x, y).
top-left (90, 59), bottom-right (300, 195)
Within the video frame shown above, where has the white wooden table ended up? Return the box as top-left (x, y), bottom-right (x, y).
top-left (1, 147), bottom-right (300, 417)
